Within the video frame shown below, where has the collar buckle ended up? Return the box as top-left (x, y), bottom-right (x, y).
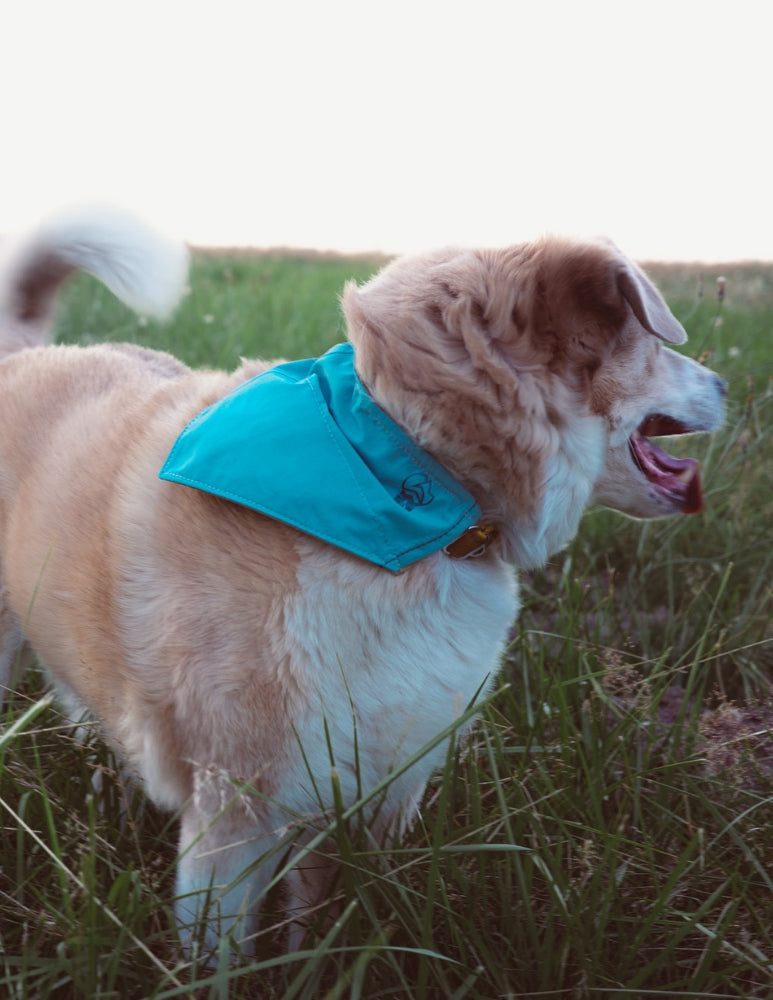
top-left (443, 524), bottom-right (498, 560)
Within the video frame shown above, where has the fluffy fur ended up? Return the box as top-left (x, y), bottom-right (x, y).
top-left (0, 209), bottom-right (726, 955)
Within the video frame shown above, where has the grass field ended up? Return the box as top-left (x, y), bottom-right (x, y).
top-left (1, 249), bottom-right (772, 998)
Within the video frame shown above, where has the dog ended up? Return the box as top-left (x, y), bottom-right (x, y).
top-left (0, 208), bottom-right (726, 955)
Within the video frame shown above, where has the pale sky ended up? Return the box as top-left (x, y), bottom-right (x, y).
top-left (2, 0), bottom-right (771, 261)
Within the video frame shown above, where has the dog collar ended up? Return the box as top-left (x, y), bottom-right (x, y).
top-left (160, 343), bottom-right (490, 572)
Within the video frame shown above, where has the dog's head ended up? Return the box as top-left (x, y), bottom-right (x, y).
top-left (343, 238), bottom-right (726, 568)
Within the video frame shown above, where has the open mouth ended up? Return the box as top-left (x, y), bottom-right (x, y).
top-left (629, 414), bottom-right (703, 514)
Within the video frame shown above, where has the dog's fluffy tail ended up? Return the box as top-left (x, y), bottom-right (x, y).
top-left (0, 205), bottom-right (188, 358)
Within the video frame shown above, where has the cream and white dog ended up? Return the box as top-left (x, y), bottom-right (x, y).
top-left (0, 209), bottom-right (725, 954)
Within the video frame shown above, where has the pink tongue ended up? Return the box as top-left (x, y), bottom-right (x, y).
top-left (632, 436), bottom-right (703, 514)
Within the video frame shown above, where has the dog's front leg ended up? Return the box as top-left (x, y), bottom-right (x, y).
top-left (283, 834), bottom-right (341, 951)
top-left (0, 579), bottom-right (27, 706)
top-left (174, 786), bottom-right (277, 959)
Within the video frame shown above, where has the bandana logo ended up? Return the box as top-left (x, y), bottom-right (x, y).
top-left (395, 473), bottom-right (435, 510)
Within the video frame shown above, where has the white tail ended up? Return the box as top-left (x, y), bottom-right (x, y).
top-left (0, 205), bottom-right (188, 357)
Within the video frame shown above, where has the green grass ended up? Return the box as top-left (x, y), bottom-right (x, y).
top-left (1, 251), bottom-right (772, 998)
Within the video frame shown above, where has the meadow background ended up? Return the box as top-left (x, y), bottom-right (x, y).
top-left (1, 251), bottom-right (772, 999)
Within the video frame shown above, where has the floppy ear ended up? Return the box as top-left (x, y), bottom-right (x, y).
top-left (617, 263), bottom-right (686, 345)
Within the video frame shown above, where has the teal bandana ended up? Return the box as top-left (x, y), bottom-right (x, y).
top-left (159, 343), bottom-right (481, 572)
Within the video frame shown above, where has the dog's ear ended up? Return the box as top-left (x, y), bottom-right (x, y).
top-left (616, 260), bottom-right (686, 345)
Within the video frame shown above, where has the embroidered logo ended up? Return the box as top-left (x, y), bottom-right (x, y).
top-left (395, 473), bottom-right (435, 510)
